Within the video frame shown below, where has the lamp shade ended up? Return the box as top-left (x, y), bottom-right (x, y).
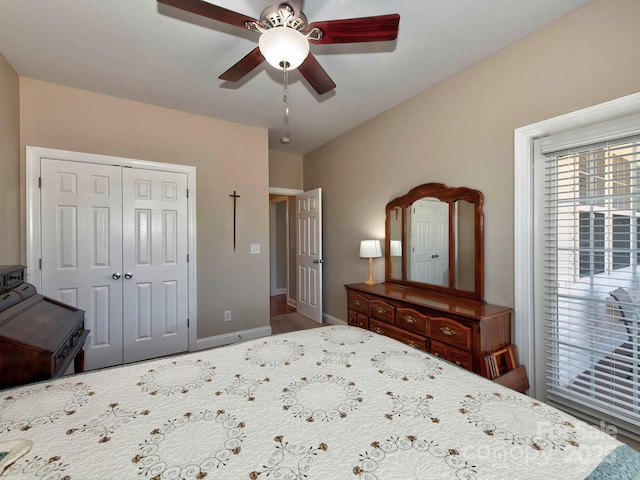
top-left (360, 240), bottom-right (382, 259)
top-left (390, 240), bottom-right (402, 257)
top-left (258, 27), bottom-right (310, 70)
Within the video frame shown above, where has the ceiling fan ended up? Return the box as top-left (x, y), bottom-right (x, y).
top-left (157, 0), bottom-right (400, 95)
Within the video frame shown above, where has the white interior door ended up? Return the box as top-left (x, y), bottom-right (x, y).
top-left (122, 168), bottom-right (189, 363)
top-left (296, 188), bottom-right (322, 323)
top-left (41, 159), bottom-right (124, 370)
top-left (410, 199), bottom-right (449, 285)
top-left (40, 158), bottom-right (190, 370)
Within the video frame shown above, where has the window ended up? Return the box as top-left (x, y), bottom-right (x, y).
top-left (540, 133), bottom-right (640, 437)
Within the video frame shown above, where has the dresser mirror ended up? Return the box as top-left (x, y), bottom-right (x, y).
top-left (385, 183), bottom-right (484, 301)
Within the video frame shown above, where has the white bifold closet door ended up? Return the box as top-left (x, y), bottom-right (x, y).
top-left (40, 159), bottom-right (189, 371)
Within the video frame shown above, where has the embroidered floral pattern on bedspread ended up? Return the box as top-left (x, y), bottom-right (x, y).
top-left (353, 436), bottom-right (477, 479)
top-left (249, 436), bottom-right (328, 479)
top-left (137, 359), bottom-right (216, 396)
top-left (281, 374), bottom-right (363, 422)
top-left (0, 326), bottom-right (635, 480)
top-left (371, 350), bottom-right (443, 381)
top-left (0, 382), bottom-right (93, 433)
top-left (66, 403), bottom-right (150, 443)
top-left (245, 339), bottom-right (305, 367)
top-left (132, 410), bottom-right (245, 479)
top-left (459, 392), bottom-right (580, 450)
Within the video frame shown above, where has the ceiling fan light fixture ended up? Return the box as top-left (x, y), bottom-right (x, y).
top-left (258, 26), bottom-right (309, 71)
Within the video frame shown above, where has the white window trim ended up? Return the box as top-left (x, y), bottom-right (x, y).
top-left (514, 92), bottom-right (640, 398)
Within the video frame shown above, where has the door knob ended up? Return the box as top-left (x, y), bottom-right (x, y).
top-left (112, 272), bottom-right (121, 280)
top-left (313, 259), bottom-right (324, 264)
top-left (124, 273), bottom-right (133, 279)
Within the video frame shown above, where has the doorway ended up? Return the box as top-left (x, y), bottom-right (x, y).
top-left (269, 193), bottom-right (297, 316)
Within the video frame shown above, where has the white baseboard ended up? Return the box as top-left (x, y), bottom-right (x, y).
top-left (194, 326), bottom-right (272, 351)
top-left (287, 297), bottom-right (297, 307)
top-left (323, 313), bottom-right (347, 326)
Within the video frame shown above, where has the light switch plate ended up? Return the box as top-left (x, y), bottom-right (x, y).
top-left (250, 244), bottom-right (260, 254)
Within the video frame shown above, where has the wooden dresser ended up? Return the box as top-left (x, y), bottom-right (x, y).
top-left (345, 282), bottom-right (512, 377)
top-left (0, 265), bottom-right (89, 389)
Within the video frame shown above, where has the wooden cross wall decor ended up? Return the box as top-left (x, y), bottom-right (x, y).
top-left (229, 190), bottom-right (240, 251)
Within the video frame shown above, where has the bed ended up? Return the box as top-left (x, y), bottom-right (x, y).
top-left (1, 325), bottom-right (639, 479)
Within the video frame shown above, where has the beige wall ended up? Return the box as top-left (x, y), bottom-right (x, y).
top-left (0, 53), bottom-right (20, 263)
top-left (269, 149), bottom-right (303, 190)
top-left (305, 0), bottom-right (640, 321)
top-left (19, 78), bottom-right (270, 339)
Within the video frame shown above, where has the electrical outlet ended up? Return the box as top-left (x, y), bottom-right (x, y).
top-left (250, 244), bottom-right (260, 254)
top-left (224, 310), bottom-right (231, 321)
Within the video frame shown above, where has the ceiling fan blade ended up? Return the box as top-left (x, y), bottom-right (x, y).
top-left (158, 0), bottom-right (259, 29)
top-left (298, 53), bottom-right (336, 95)
top-left (307, 14), bottom-right (400, 44)
top-left (219, 47), bottom-right (265, 82)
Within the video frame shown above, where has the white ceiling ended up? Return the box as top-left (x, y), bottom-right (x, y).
top-left (0, 0), bottom-right (593, 154)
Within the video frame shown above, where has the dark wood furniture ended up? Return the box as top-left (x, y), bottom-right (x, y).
top-left (386, 183), bottom-right (485, 301)
top-left (345, 282), bottom-right (512, 375)
top-left (0, 265), bottom-right (89, 389)
top-left (346, 183), bottom-right (527, 391)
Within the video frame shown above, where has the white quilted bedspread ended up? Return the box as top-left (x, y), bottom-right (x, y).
top-left (0, 326), bottom-right (635, 479)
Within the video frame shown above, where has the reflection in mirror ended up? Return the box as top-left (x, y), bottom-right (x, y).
top-left (455, 200), bottom-right (475, 291)
top-left (389, 208), bottom-right (402, 279)
top-left (385, 183), bottom-right (484, 301)
top-left (408, 198), bottom-right (448, 286)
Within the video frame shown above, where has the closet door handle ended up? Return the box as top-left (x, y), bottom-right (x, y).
top-left (112, 272), bottom-right (121, 280)
top-left (124, 273), bottom-right (133, 279)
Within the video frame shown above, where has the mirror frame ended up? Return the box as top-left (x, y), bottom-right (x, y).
top-left (384, 183), bottom-right (485, 302)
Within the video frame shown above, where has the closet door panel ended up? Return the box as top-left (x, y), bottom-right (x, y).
top-left (41, 159), bottom-right (124, 370)
top-left (122, 169), bottom-right (189, 363)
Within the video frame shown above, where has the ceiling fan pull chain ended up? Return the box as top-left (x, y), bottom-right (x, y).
top-left (283, 65), bottom-right (290, 116)
top-left (281, 64), bottom-right (291, 144)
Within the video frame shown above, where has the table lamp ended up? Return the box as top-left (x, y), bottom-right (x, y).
top-left (360, 240), bottom-right (382, 286)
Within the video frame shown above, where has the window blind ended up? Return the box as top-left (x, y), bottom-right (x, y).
top-left (543, 133), bottom-right (640, 437)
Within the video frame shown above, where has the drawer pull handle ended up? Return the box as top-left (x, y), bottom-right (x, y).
top-left (376, 307), bottom-right (386, 314)
top-left (440, 326), bottom-right (456, 336)
top-left (434, 352), bottom-right (440, 357)
top-left (406, 341), bottom-right (417, 348)
top-left (404, 315), bottom-right (416, 324)
top-left (353, 299), bottom-right (361, 306)
top-left (373, 327), bottom-right (383, 334)
top-left (58, 344), bottom-right (70, 360)
top-left (455, 361), bottom-right (461, 366)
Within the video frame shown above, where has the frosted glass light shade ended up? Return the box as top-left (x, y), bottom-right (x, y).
top-left (360, 240), bottom-right (382, 259)
top-left (259, 27), bottom-right (310, 70)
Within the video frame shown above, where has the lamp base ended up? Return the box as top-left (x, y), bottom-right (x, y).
top-left (364, 280), bottom-right (377, 286)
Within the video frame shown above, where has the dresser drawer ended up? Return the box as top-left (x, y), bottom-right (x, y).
top-left (369, 299), bottom-right (395, 324)
top-left (370, 319), bottom-right (427, 351)
top-left (430, 340), bottom-right (472, 370)
top-left (348, 293), bottom-right (369, 315)
top-left (429, 317), bottom-right (471, 351)
top-left (396, 307), bottom-right (428, 334)
top-left (53, 332), bottom-right (76, 375)
top-left (348, 310), bottom-right (369, 329)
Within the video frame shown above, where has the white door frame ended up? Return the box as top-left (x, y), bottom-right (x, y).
top-left (514, 92), bottom-right (640, 398)
top-left (26, 146), bottom-right (198, 351)
top-left (269, 187), bottom-right (303, 307)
